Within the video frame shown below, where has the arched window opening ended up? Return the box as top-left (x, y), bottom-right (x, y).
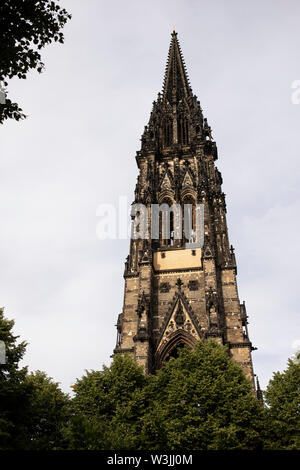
top-left (163, 119), bottom-right (173, 147)
top-left (165, 343), bottom-right (186, 362)
top-left (182, 196), bottom-right (196, 244)
top-left (177, 115), bottom-right (189, 145)
top-left (170, 211), bottom-right (174, 246)
top-left (155, 329), bottom-right (197, 369)
top-left (159, 198), bottom-right (174, 247)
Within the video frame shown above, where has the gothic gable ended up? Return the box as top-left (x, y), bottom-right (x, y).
top-left (159, 167), bottom-right (174, 192)
top-left (182, 169), bottom-right (194, 188)
top-left (155, 287), bottom-right (202, 365)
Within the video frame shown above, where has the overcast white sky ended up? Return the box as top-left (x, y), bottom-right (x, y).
top-left (1, 0), bottom-right (299, 393)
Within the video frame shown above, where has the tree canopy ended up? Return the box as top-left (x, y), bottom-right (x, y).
top-left (1, 307), bottom-right (299, 450)
top-left (66, 341), bottom-right (265, 450)
top-left (263, 351), bottom-right (300, 450)
top-left (64, 354), bottom-right (148, 450)
top-left (139, 340), bottom-right (264, 450)
top-left (0, 308), bottom-right (69, 450)
top-left (0, 0), bottom-right (71, 123)
top-left (0, 307), bottom-right (29, 449)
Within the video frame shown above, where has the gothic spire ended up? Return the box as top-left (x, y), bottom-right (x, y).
top-left (139, 30), bottom-right (211, 153)
top-left (162, 30), bottom-right (193, 104)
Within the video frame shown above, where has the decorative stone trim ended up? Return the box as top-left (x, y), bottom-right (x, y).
top-left (227, 341), bottom-right (252, 349)
top-left (154, 266), bottom-right (203, 274)
top-left (113, 347), bottom-right (134, 354)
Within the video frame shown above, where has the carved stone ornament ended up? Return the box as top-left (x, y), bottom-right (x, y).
top-left (174, 302), bottom-right (185, 326)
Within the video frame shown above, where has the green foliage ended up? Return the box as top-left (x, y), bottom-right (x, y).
top-left (65, 341), bottom-right (264, 450)
top-left (64, 354), bottom-right (147, 449)
top-left (22, 370), bottom-right (70, 450)
top-left (139, 341), bottom-right (264, 450)
top-left (0, 0), bottom-right (71, 123)
top-left (0, 307), bottom-right (30, 449)
top-left (0, 308), bottom-right (70, 449)
top-left (0, 308), bottom-right (27, 376)
top-left (263, 351), bottom-right (300, 450)
top-left (2, 306), bottom-right (298, 451)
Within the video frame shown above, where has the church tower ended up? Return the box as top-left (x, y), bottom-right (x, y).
top-left (114, 31), bottom-right (256, 387)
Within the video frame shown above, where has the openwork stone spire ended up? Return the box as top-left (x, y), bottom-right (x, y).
top-left (162, 30), bottom-right (192, 104)
top-left (140, 31), bottom-right (214, 154)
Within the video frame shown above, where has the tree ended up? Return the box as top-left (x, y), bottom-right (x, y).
top-left (64, 354), bottom-right (148, 450)
top-left (66, 341), bottom-right (265, 450)
top-left (0, 307), bottom-right (30, 449)
top-left (0, 0), bottom-right (71, 124)
top-left (139, 340), bottom-right (264, 450)
top-left (22, 370), bottom-right (70, 450)
top-left (0, 308), bottom-right (70, 450)
top-left (263, 351), bottom-right (300, 450)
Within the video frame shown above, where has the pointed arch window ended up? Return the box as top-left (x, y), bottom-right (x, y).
top-left (159, 197), bottom-right (175, 246)
top-left (163, 118), bottom-right (173, 147)
top-left (155, 329), bottom-right (197, 369)
top-left (182, 196), bottom-right (196, 244)
top-left (165, 343), bottom-right (186, 361)
top-left (177, 115), bottom-right (189, 145)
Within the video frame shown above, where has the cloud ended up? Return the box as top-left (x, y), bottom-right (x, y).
top-left (292, 340), bottom-right (300, 350)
